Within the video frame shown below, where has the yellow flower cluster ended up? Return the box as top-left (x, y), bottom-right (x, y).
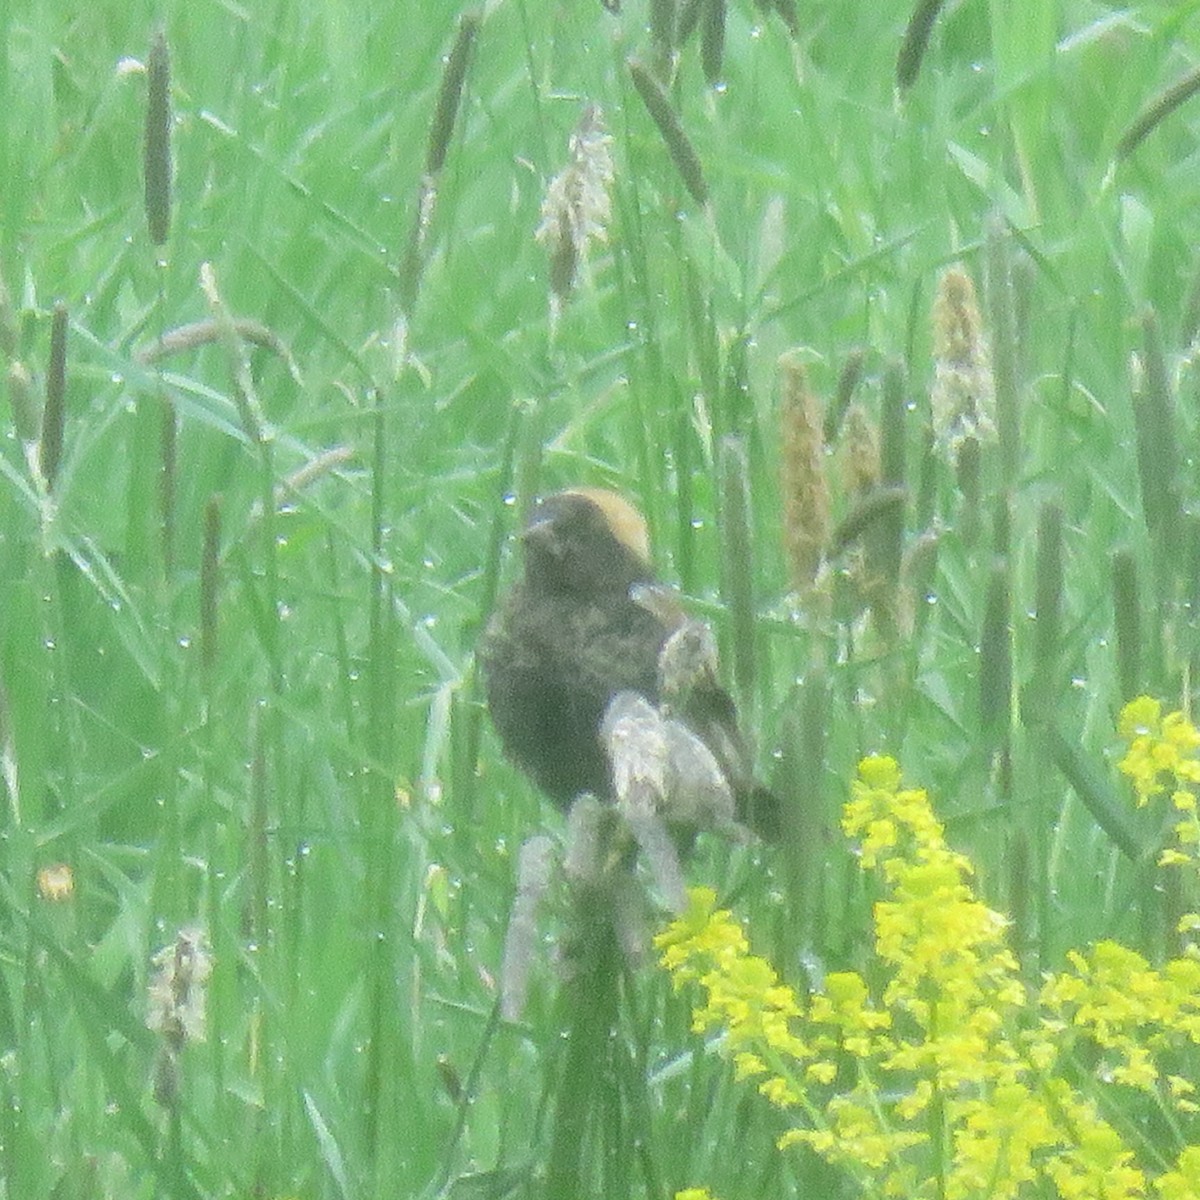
top-left (657, 754), bottom-right (1200, 1200)
top-left (1117, 697), bottom-right (1200, 807)
top-left (1117, 697), bottom-right (1200, 932)
top-left (1042, 940), bottom-right (1200, 1095)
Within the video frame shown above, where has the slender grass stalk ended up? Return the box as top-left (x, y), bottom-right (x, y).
top-left (986, 218), bottom-right (1020, 490)
top-left (0, 681), bottom-right (17, 827)
top-left (402, 10), bottom-right (481, 308)
top-left (512, 398), bottom-right (545, 530)
top-left (865, 360), bottom-right (907, 638)
top-left (1185, 514), bottom-right (1200, 697)
top-left (650, 0), bottom-right (676, 72)
top-left (992, 491), bottom-right (1010, 559)
top-left (701, 0), bottom-right (726, 86)
top-left (1038, 724), bottom-right (1141, 861)
top-left (198, 253), bottom-right (290, 1187)
top-left (7, 361), bottom-right (39, 454)
top-left (896, 0), bottom-right (949, 91)
top-left (823, 347), bottom-right (865, 445)
top-left (137, 318), bottom-right (299, 379)
top-left (159, 396), bottom-right (177, 575)
top-left (979, 557), bottom-right (1012, 744)
top-left (40, 302), bottom-right (68, 493)
top-left (198, 490), bottom-right (225, 1133)
top-left (1026, 500), bottom-right (1064, 723)
top-left (628, 59), bottom-right (709, 207)
top-left (424, 12), bottom-right (480, 178)
top-left (718, 435), bottom-right (757, 702)
top-left (1112, 549), bottom-right (1142, 701)
top-left (878, 361), bottom-right (906, 565)
top-left (200, 495), bottom-right (221, 683)
top-left (672, 380), bottom-right (697, 594)
top-left (144, 27), bottom-right (172, 247)
top-left (1183, 255), bottom-right (1200, 347)
top-left (246, 711), bottom-right (276, 1192)
top-left (723, 332), bottom-right (754, 449)
top-left (677, 0), bottom-right (703, 48)
top-left (456, 402), bottom-right (523, 825)
top-left (1117, 64), bottom-right (1200, 158)
top-left (905, 527), bottom-right (940, 644)
top-left (1132, 309), bottom-right (1180, 547)
top-left (363, 384), bottom-right (402, 1191)
top-left (544, 914), bottom-right (622, 1200)
top-left (0, 271), bottom-right (16, 360)
top-left (777, 664), bottom-right (827, 969)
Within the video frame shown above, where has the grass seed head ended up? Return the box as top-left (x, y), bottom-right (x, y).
top-left (201, 495), bottom-right (222, 675)
top-left (840, 402), bottom-right (879, 499)
top-left (146, 925), bottom-right (213, 1047)
top-left (628, 58), bottom-right (709, 206)
top-left (7, 361), bottom-right (39, 448)
top-left (144, 27), bottom-right (172, 247)
top-left (931, 265), bottom-right (995, 459)
top-left (425, 11), bottom-right (480, 177)
top-left (536, 105), bottom-right (614, 303)
top-left (778, 351), bottom-right (830, 589)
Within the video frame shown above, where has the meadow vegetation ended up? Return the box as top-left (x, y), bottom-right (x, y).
top-left (3, 1), bottom-right (1200, 1196)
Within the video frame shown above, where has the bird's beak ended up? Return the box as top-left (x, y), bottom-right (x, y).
top-left (521, 506), bottom-right (558, 548)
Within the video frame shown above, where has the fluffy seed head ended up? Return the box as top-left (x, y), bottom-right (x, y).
top-left (840, 402), bottom-right (880, 498)
top-left (778, 351), bottom-right (830, 588)
top-left (931, 265), bottom-right (996, 456)
top-left (147, 926), bottom-right (213, 1047)
top-left (537, 104), bottom-right (614, 303)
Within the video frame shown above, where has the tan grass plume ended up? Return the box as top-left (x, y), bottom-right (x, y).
top-left (537, 105), bottom-right (614, 307)
top-left (778, 351), bottom-right (830, 590)
top-left (931, 264), bottom-right (995, 458)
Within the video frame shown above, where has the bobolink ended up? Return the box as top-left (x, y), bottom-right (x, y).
top-left (480, 488), bottom-right (780, 839)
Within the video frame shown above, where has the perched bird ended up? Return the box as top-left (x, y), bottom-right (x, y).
top-left (480, 487), bottom-right (781, 839)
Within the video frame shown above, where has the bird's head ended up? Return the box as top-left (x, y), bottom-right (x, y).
top-left (522, 488), bottom-right (654, 596)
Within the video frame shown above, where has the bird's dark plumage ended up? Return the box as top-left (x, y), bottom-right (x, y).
top-left (480, 488), bottom-right (780, 837)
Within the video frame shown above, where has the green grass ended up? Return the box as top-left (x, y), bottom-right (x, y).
top-left (3, 1), bottom-right (1200, 1197)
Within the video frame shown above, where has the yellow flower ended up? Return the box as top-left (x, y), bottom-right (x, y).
top-left (1119, 695), bottom-right (1164, 740)
top-left (1154, 1146), bottom-right (1200, 1200)
top-left (659, 752), bottom-right (1200, 1200)
top-left (657, 886), bottom-right (812, 1117)
top-left (759, 1074), bottom-right (801, 1108)
top-left (858, 754), bottom-right (904, 791)
top-left (1117, 697), bottom-right (1200, 806)
top-left (733, 1051), bottom-right (767, 1081)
